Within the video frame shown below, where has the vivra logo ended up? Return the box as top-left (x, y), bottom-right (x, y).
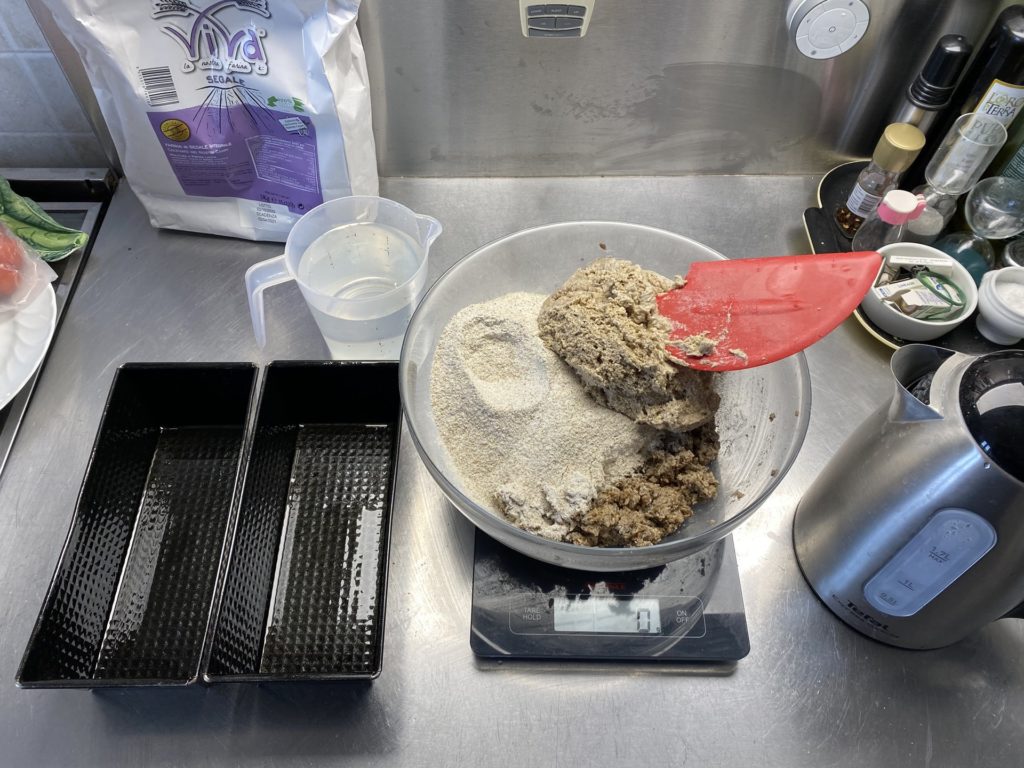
top-left (153, 0), bottom-right (270, 75)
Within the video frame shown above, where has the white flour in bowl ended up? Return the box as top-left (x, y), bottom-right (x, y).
top-left (430, 291), bottom-right (654, 540)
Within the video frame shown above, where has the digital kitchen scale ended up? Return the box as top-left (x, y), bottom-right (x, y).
top-left (470, 531), bottom-right (749, 662)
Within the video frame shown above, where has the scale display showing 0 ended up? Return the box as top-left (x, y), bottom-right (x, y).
top-left (552, 596), bottom-right (663, 634)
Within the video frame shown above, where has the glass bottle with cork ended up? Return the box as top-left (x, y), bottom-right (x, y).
top-left (835, 123), bottom-right (926, 238)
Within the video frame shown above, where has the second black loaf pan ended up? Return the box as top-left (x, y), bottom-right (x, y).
top-left (204, 361), bottom-right (400, 682)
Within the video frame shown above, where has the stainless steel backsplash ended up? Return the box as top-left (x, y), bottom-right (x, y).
top-left (360, 0), bottom-right (1003, 175)
top-left (30, 0), bottom-right (1006, 176)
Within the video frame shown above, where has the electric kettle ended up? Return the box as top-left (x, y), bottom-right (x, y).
top-left (793, 344), bottom-right (1024, 649)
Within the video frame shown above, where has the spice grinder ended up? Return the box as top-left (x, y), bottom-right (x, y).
top-left (793, 344), bottom-right (1024, 649)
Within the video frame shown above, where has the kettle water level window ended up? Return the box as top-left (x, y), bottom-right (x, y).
top-left (863, 509), bottom-right (997, 618)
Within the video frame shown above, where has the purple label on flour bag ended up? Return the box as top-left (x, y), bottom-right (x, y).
top-left (148, 104), bottom-right (322, 214)
top-left (49, 0), bottom-right (375, 240)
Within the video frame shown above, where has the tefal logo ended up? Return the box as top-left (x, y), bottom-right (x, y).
top-left (845, 600), bottom-right (890, 631)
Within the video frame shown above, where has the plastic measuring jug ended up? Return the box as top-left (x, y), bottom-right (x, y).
top-left (245, 196), bottom-right (441, 359)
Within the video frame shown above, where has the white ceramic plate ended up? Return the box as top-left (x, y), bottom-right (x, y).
top-left (0, 285), bottom-right (57, 410)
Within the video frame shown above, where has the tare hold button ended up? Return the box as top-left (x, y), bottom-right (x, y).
top-left (508, 602), bottom-right (551, 632)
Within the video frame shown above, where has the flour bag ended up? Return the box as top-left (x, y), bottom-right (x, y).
top-left (44, 0), bottom-right (378, 241)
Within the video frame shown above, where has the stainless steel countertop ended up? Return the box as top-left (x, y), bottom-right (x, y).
top-left (1, 177), bottom-right (1021, 767)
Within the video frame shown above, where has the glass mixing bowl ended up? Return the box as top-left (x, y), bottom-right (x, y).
top-left (399, 221), bottom-right (811, 571)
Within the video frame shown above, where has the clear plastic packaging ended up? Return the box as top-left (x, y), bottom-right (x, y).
top-left (0, 223), bottom-right (57, 317)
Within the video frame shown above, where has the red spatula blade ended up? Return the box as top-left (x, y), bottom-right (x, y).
top-left (656, 251), bottom-right (882, 371)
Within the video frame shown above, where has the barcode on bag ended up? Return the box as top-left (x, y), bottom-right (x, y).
top-left (138, 66), bottom-right (179, 107)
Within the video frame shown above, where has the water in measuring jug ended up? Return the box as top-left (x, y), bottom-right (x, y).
top-left (297, 222), bottom-right (424, 359)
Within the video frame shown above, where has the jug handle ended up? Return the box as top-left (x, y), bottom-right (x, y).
top-left (244, 255), bottom-right (291, 348)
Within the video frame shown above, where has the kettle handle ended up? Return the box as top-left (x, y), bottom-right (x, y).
top-left (1002, 599), bottom-right (1024, 620)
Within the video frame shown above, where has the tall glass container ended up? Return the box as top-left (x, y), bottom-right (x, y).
top-left (914, 112), bottom-right (1008, 230)
top-left (925, 112), bottom-right (1008, 194)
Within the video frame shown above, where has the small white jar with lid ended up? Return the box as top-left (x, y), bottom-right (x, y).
top-left (977, 266), bottom-right (1024, 344)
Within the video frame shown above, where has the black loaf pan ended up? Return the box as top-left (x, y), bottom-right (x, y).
top-left (18, 361), bottom-right (400, 687)
top-left (18, 364), bottom-right (257, 687)
top-left (204, 361), bottom-right (399, 682)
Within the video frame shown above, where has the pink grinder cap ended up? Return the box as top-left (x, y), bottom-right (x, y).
top-left (878, 190), bottom-right (926, 225)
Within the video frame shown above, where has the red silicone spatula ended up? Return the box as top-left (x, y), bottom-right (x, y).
top-left (655, 251), bottom-right (882, 372)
